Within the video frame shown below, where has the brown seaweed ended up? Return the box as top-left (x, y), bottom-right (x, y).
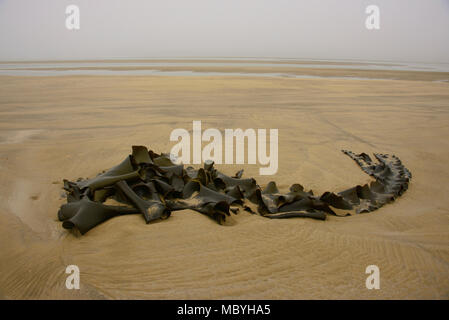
top-left (58, 197), bottom-right (139, 235)
top-left (58, 146), bottom-right (412, 234)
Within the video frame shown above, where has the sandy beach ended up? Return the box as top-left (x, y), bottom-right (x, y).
top-left (0, 64), bottom-right (448, 299)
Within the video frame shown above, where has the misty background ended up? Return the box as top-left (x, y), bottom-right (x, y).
top-left (0, 0), bottom-right (448, 63)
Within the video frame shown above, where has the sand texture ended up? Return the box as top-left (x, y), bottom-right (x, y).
top-left (0, 70), bottom-right (448, 299)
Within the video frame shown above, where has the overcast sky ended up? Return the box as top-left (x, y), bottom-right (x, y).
top-left (0, 0), bottom-right (448, 62)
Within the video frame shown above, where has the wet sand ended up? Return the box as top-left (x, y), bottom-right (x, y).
top-left (4, 65), bottom-right (449, 81)
top-left (0, 69), bottom-right (448, 299)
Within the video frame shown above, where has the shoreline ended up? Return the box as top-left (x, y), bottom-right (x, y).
top-left (0, 59), bottom-right (448, 81)
top-left (1, 68), bottom-right (448, 82)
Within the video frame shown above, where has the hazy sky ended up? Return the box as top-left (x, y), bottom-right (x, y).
top-left (0, 0), bottom-right (448, 62)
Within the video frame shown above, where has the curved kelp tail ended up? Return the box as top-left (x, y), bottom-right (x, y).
top-left (58, 146), bottom-right (412, 235)
top-left (338, 150), bottom-right (412, 213)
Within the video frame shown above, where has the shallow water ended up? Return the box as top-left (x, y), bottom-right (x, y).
top-left (0, 68), bottom-right (389, 80)
top-left (1, 58), bottom-right (448, 77)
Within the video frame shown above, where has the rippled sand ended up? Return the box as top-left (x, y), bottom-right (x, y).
top-left (0, 70), bottom-right (448, 299)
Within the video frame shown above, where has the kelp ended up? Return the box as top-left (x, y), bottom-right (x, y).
top-left (58, 146), bottom-right (412, 234)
